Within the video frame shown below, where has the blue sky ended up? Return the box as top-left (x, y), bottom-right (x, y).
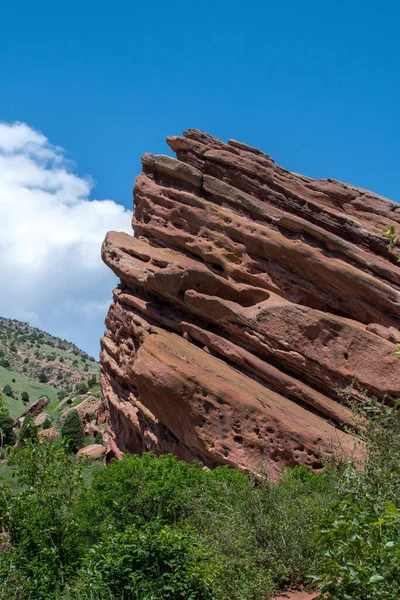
top-left (0, 0), bottom-right (399, 354)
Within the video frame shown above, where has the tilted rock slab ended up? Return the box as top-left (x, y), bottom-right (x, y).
top-left (15, 396), bottom-right (50, 428)
top-left (101, 129), bottom-right (400, 476)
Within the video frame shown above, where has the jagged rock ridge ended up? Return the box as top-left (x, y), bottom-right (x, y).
top-left (101, 129), bottom-right (400, 476)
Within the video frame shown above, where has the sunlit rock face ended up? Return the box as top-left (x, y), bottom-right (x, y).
top-left (101, 129), bottom-right (400, 477)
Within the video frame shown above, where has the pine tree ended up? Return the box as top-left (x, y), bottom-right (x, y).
top-left (61, 410), bottom-right (84, 453)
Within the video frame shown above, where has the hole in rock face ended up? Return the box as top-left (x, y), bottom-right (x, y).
top-left (344, 352), bottom-right (349, 360)
top-left (208, 262), bottom-right (224, 273)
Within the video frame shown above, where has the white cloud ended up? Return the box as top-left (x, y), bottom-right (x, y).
top-left (0, 121), bottom-right (133, 356)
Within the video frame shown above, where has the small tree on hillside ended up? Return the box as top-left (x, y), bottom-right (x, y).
top-left (61, 410), bottom-right (84, 453)
top-left (3, 384), bottom-right (13, 397)
top-left (75, 382), bottom-right (88, 395)
top-left (0, 395), bottom-right (16, 448)
top-left (19, 415), bottom-right (38, 447)
top-left (87, 375), bottom-right (97, 388)
top-left (21, 391), bottom-right (29, 404)
top-left (38, 372), bottom-right (48, 383)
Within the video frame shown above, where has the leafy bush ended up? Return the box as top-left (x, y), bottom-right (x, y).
top-left (0, 396), bottom-right (16, 447)
top-left (88, 374), bottom-right (97, 388)
top-left (21, 391), bottom-right (29, 403)
top-left (0, 441), bottom-right (85, 600)
top-left (2, 384), bottom-right (13, 397)
top-left (58, 390), bottom-right (68, 400)
top-left (42, 417), bottom-right (52, 430)
top-left (61, 411), bottom-right (84, 453)
top-left (312, 498), bottom-right (400, 599)
top-left (38, 372), bottom-right (48, 383)
top-left (75, 382), bottom-right (88, 395)
top-left (78, 522), bottom-right (218, 599)
top-left (310, 400), bottom-right (400, 599)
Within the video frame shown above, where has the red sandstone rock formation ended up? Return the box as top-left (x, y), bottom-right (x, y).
top-left (15, 396), bottom-right (50, 428)
top-left (101, 129), bottom-right (400, 477)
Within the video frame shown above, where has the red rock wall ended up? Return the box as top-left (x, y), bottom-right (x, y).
top-left (101, 129), bottom-right (400, 476)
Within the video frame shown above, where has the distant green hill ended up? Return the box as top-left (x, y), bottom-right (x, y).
top-left (0, 317), bottom-right (100, 416)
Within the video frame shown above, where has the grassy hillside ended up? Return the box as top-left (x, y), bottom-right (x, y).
top-left (0, 317), bottom-right (99, 395)
top-left (0, 365), bottom-right (60, 418)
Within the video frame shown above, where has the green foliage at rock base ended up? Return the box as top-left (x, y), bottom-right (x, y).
top-left (310, 400), bottom-right (400, 599)
top-left (1, 395), bottom-right (400, 600)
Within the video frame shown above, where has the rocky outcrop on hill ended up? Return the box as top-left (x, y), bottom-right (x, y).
top-left (101, 129), bottom-right (400, 476)
top-left (15, 397), bottom-right (50, 428)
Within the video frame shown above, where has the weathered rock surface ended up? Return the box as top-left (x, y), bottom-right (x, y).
top-left (38, 427), bottom-right (60, 441)
top-left (60, 396), bottom-right (101, 429)
top-left (34, 413), bottom-right (50, 427)
top-left (101, 129), bottom-right (400, 476)
top-left (76, 443), bottom-right (106, 459)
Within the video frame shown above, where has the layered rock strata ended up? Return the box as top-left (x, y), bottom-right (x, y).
top-left (101, 129), bottom-right (400, 476)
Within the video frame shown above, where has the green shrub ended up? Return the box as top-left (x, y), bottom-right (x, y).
top-left (312, 498), bottom-right (400, 599)
top-left (61, 411), bottom-right (84, 453)
top-left (0, 396), bottom-right (16, 447)
top-left (57, 390), bottom-right (68, 400)
top-left (2, 384), bottom-right (13, 397)
top-left (88, 375), bottom-right (97, 388)
top-left (21, 391), bottom-right (29, 404)
top-left (78, 522), bottom-right (218, 599)
top-left (38, 372), bottom-right (48, 383)
top-left (75, 382), bottom-right (88, 395)
top-left (0, 441), bottom-right (85, 600)
top-left (310, 398), bottom-right (400, 599)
